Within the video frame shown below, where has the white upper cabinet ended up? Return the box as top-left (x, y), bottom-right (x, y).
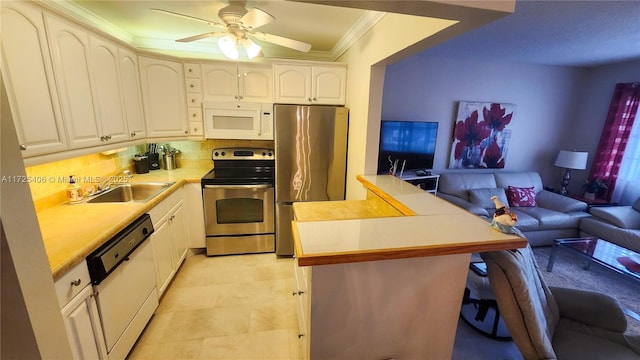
top-left (88, 35), bottom-right (129, 143)
top-left (312, 65), bottom-right (347, 105)
top-left (1, 2), bottom-right (68, 156)
top-left (202, 62), bottom-right (272, 103)
top-left (138, 57), bottom-right (188, 138)
top-left (45, 13), bottom-right (103, 149)
top-left (119, 48), bottom-right (146, 139)
top-left (274, 63), bottom-right (346, 105)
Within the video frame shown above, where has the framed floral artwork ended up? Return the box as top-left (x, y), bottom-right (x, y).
top-left (449, 101), bottom-right (516, 169)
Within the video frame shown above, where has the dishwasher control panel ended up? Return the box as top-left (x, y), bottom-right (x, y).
top-left (86, 214), bottom-right (154, 285)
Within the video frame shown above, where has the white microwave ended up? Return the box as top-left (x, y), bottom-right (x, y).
top-left (203, 102), bottom-right (273, 140)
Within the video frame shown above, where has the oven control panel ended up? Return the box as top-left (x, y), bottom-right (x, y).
top-left (212, 148), bottom-right (274, 160)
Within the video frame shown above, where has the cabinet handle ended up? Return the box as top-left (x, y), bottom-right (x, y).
top-left (292, 291), bottom-right (298, 296)
top-left (193, 127), bottom-right (198, 132)
top-left (106, 135), bottom-right (112, 140)
top-left (298, 334), bottom-right (305, 339)
top-left (19, 144), bottom-right (27, 150)
top-left (191, 98), bottom-right (196, 103)
top-left (234, 95), bottom-right (239, 99)
top-left (190, 84), bottom-right (195, 88)
top-left (298, 290), bottom-right (304, 295)
top-left (188, 68), bottom-right (193, 73)
top-left (131, 132), bottom-right (136, 137)
top-left (184, 130), bottom-right (189, 134)
top-left (70, 279), bottom-right (82, 287)
top-left (239, 95), bottom-right (243, 100)
top-left (313, 97), bottom-right (317, 101)
top-left (307, 98), bottom-right (312, 102)
top-left (192, 113), bottom-right (197, 118)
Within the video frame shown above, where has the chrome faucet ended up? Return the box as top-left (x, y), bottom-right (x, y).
top-left (123, 170), bottom-right (133, 179)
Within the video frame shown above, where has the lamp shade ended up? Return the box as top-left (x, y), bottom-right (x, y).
top-left (554, 150), bottom-right (588, 170)
top-left (218, 34), bottom-right (239, 60)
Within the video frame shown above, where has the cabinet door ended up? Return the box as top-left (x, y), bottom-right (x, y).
top-left (240, 63), bottom-right (273, 102)
top-left (1, 2), bottom-right (68, 156)
top-left (201, 62), bottom-right (238, 101)
top-left (312, 66), bottom-right (346, 105)
top-left (118, 47), bottom-right (146, 139)
top-left (274, 64), bottom-right (311, 104)
top-left (60, 285), bottom-right (108, 360)
top-left (184, 183), bottom-right (206, 248)
top-left (89, 35), bottom-right (129, 143)
top-left (150, 218), bottom-right (175, 297)
top-left (169, 203), bottom-right (187, 269)
top-left (138, 56), bottom-right (188, 138)
top-left (45, 14), bottom-right (102, 149)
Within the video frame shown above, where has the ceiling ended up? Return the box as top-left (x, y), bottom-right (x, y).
top-left (56, 0), bottom-right (378, 61)
top-left (421, 0), bottom-right (640, 68)
top-left (54, 0), bottom-right (639, 66)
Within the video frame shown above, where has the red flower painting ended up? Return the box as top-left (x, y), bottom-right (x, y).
top-left (449, 101), bottom-right (516, 169)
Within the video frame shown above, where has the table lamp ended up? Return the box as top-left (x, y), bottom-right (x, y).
top-left (554, 150), bottom-right (588, 195)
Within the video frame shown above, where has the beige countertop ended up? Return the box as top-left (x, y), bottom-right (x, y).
top-left (293, 200), bottom-right (403, 221)
top-left (38, 167), bottom-right (210, 280)
top-left (292, 174), bottom-right (527, 266)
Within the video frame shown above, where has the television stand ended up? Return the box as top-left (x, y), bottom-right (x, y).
top-left (400, 170), bottom-right (439, 195)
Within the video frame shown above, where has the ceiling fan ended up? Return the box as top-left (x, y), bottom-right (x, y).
top-left (151, 1), bottom-right (312, 60)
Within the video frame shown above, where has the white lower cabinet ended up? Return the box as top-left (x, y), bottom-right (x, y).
top-left (148, 187), bottom-right (187, 297)
top-left (183, 183), bottom-right (206, 248)
top-left (293, 259), bottom-right (311, 359)
top-left (54, 262), bottom-right (107, 360)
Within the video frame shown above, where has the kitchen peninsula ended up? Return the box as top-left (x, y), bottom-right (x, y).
top-left (291, 174), bottom-right (527, 359)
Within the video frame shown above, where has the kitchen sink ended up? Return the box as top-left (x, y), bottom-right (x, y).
top-left (87, 182), bottom-right (174, 203)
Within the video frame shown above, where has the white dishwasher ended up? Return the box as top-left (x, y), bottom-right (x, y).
top-left (87, 214), bottom-right (159, 360)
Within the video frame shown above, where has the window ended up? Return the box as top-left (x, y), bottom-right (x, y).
top-left (612, 106), bottom-right (640, 204)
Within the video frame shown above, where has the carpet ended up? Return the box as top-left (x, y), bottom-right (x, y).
top-left (532, 246), bottom-right (640, 336)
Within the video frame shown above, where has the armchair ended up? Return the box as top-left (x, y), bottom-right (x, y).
top-left (480, 245), bottom-right (640, 359)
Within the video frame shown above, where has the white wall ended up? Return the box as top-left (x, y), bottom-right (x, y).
top-left (381, 54), bottom-right (589, 190)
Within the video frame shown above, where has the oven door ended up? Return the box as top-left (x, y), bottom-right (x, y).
top-left (203, 184), bottom-right (275, 236)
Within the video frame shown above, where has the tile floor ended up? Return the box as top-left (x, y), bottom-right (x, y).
top-left (128, 252), bottom-right (519, 359)
top-left (128, 252), bottom-right (302, 359)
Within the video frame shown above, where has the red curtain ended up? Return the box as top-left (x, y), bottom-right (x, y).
top-left (589, 82), bottom-right (640, 201)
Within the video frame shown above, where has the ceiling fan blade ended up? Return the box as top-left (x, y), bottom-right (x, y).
top-left (240, 8), bottom-right (275, 30)
top-left (151, 8), bottom-right (224, 28)
top-left (253, 32), bottom-right (311, 53)
top-left (176, 32), bottom-right (224, 43)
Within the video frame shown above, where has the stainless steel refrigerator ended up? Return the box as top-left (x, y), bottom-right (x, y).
top-left (274, 104), bottom-right (349, 255)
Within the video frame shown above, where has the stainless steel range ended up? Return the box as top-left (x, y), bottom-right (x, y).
top-left (201, 148), bottom-right (275, 256)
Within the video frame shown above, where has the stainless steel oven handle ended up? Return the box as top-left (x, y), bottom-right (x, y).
top-left (203, 184), bottom-right (273, 189)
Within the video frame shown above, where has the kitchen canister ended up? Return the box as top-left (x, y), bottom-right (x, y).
top-left (162, 154), bottom-right (177, 170)
top-left (133, 154), bottom-right (149, 174)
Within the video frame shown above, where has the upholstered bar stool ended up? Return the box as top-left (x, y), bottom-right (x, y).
top-left (461, 261), bottom-right (512, 340)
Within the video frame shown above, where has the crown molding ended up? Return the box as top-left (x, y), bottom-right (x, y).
top-left (36, 0), bottom-right (133, 44)
top-left (331, 11), bottom-right (387, 61)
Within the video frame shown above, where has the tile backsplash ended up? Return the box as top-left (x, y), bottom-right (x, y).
top-left (26, 139), bottom-right (273, 211)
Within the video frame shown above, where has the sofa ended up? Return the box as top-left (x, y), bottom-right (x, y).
top-left (437, 171), bottom-right (590, 247)
top-left (579, 197), bottom-right (640, 253)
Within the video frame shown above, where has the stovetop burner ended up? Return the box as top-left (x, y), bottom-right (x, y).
top-left (201, 148), bottom-right (275, 186)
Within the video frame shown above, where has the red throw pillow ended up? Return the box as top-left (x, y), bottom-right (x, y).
top-left (507, 186), bottom-right (537, 207)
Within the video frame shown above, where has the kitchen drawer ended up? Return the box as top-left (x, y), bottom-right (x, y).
top-left (148, 187), bottom-right (183, 225)
top-left (187, 93), bottom-right (202, 106)
top-left (188, 107), bottom-right (203, 122)
top-left (183, 63), bottom-right (201, 78)
top-left (189, 121), bottom-right (204, 136)
top-left (185, 79), bottom-right (201, 93)
top-left (54, 261), bottom-right (91, 308)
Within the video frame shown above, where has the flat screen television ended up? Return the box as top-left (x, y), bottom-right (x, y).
top-left (377, 120), bottom-right (438, 174)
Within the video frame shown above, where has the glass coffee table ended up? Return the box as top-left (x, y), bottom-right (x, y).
top-left (546, 237), bottom-right (640, 322)
top-left (546, 237), bottom-right (640, 282)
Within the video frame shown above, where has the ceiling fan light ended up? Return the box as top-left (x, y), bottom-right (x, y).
top-left (217, 34), bottom-right (239, 59)
top-left (242, 38), bottom-right (262, 59)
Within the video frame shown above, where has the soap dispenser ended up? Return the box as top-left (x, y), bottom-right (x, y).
top-left (66, 175), bottom-right (83, 204)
